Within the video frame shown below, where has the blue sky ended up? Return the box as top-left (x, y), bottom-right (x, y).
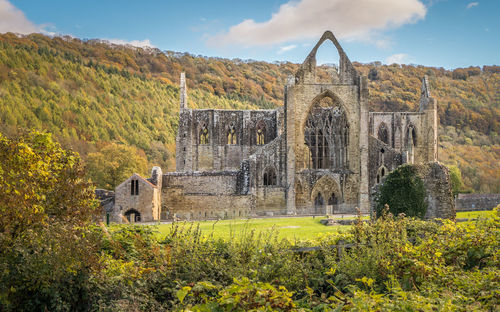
top-left (1, 0), bottom-right (498, 68)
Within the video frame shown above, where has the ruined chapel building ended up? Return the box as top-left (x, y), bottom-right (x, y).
top-left (110, 31), bottom-right (438, 222)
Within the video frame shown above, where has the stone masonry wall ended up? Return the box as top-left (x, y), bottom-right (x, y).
top-left (455, 194), bottom-right (500, 211)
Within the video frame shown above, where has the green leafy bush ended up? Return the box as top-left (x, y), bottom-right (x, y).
top-left (375, 165), bottom-right (427, 218)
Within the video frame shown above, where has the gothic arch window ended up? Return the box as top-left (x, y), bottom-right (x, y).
top-left (304, 94), bottom-right (349, 169)
top-left (405, 125), bottom-right (417, 147)
top-left (227, 123), bottom-right (237, 145)
top-left (263, 167), bottom-right (277, 186)
top-left (199, 123), bottom-right (209, 144)
top-left (256, 121), bottom-right (266, 145)
top-left (376, 165), bottom-right (388, 184)
top-left (377, 123), bottom-right (389, 145)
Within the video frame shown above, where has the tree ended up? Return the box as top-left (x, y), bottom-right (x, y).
top-left (375, 165), bottom-right (427, 219)
top-left (0, 130), bottom-right (100, 311)
top-left (86, 142), bottom-right (149, 189)
top-left (448, 165), bottom-right (465, 196)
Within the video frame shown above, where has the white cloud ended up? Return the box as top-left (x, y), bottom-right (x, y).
top-left (385, 53), bottom-right (411, 64)
top-left (466, 2), bottom-right (479, 9)
top-left (106, 38), bottom-right (155, 48)
top-left (211, 0), bottom-right (426, 47)
top-left (277, 44), bottom-right (297, 54)
top-left (0, 0), bottom-right (39, 34)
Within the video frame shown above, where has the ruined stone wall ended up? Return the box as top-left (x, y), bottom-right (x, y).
top-left (254, 187), bottom-right (287, 216)
top-left (161, 171), bottom-right (256, 220)
top-left (415, 162), bottom-right (455, 219)
top-left (369, 112), bottom-right (432, 163)
top-left (368, 136), bottom-right (403, 191)
top-left (370, 162), bottom-right (455, 219)
top-left (175, 108), bottom-right (280, 172)
top-left (455, 194), bottom-right (500, 211)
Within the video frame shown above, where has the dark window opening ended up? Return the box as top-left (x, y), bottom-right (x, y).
top-left (263, 167), bottom-right (277, 186)
top-left (130, 179), bottom-right (139, 196)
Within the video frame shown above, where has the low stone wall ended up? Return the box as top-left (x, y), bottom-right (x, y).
top-left (455, 194), bottom-right (500, 211)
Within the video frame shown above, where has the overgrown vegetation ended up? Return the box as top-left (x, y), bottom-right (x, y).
top-left (0, 33), bottom-right (498, 191)
top-left (1, 131), bottom-right (499, 311)
top-left (375, 165), bottom-right (427, 219)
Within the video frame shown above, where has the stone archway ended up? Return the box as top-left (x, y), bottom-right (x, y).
top-left (310, 175), bottom-right (342, 215)
top-left (124, 209), bottom-right (141, 223)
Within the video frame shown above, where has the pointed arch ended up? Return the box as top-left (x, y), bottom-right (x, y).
top-left (376, 165), bottom-right (389, 184)
top-left (255, 120), bottom-right (266, 145)
top-left (377, 122), bottom-right (389, 145)
top-left (405, 124), bottom-right (417, 147)
top-left (227, 123), bottom-right (237, 145)
top-left (304, 91), bottom-right (349, 169)
top-left (199, 122), bottom-right (209, 144)
top-left (296, 31), bottom-right (357, 84)
top-left (310, 175), bottom-right (341, 205)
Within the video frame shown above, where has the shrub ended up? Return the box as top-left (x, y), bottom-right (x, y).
top-left (375, 165), bottom-right (427, 218)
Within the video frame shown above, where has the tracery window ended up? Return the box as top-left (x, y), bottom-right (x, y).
top-left (227, 123), bottom-right (237, 145)
top-left (199, 123), bottom-right (209, 144)
top-left (305, 96), bottom-right (349, 169)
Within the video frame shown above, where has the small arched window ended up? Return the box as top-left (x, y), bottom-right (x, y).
top-left (227, 123), bottom-right (237, 145)
top-left (199, 123), bottom-right (209, 144)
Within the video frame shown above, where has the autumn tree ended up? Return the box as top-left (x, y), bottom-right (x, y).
top-left (0, 130), bottom-right (100, 311)
top-left (86, 142), bottom-right (149, 189)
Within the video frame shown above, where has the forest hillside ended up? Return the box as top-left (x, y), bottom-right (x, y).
top-left (0, 33), bottom-right (498, 192)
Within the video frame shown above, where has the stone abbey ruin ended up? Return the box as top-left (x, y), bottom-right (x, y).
top-left (104, 31), bottom-right (454, 223)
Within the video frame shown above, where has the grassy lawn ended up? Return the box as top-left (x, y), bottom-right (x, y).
top-left (456, 210), bottom-right (496, 219)
top-left (154, 216), bottom-right (355, 241)
top-left (128, 210), bottom-right (495, 242)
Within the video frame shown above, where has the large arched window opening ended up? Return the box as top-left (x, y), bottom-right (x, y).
top-left (199, 123), bottom-right (209, 144)
top-left (256, 121), bottom-right (266, 145)
top-left (377, 123), bottom-right (389, 145)
top-left (227, 123), bottom-right (237, 145)
top-left (405, 125), bottom-right (417, 148)
top-left (263, 167), bottom-right (277, 186)
top-left (305, 95), bottom-right (349, 169)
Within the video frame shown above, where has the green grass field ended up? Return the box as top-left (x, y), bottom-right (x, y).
top-left (134, 210), bottom-right (496, 242)
top-left (155, 216), bottom-right (354, 241)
